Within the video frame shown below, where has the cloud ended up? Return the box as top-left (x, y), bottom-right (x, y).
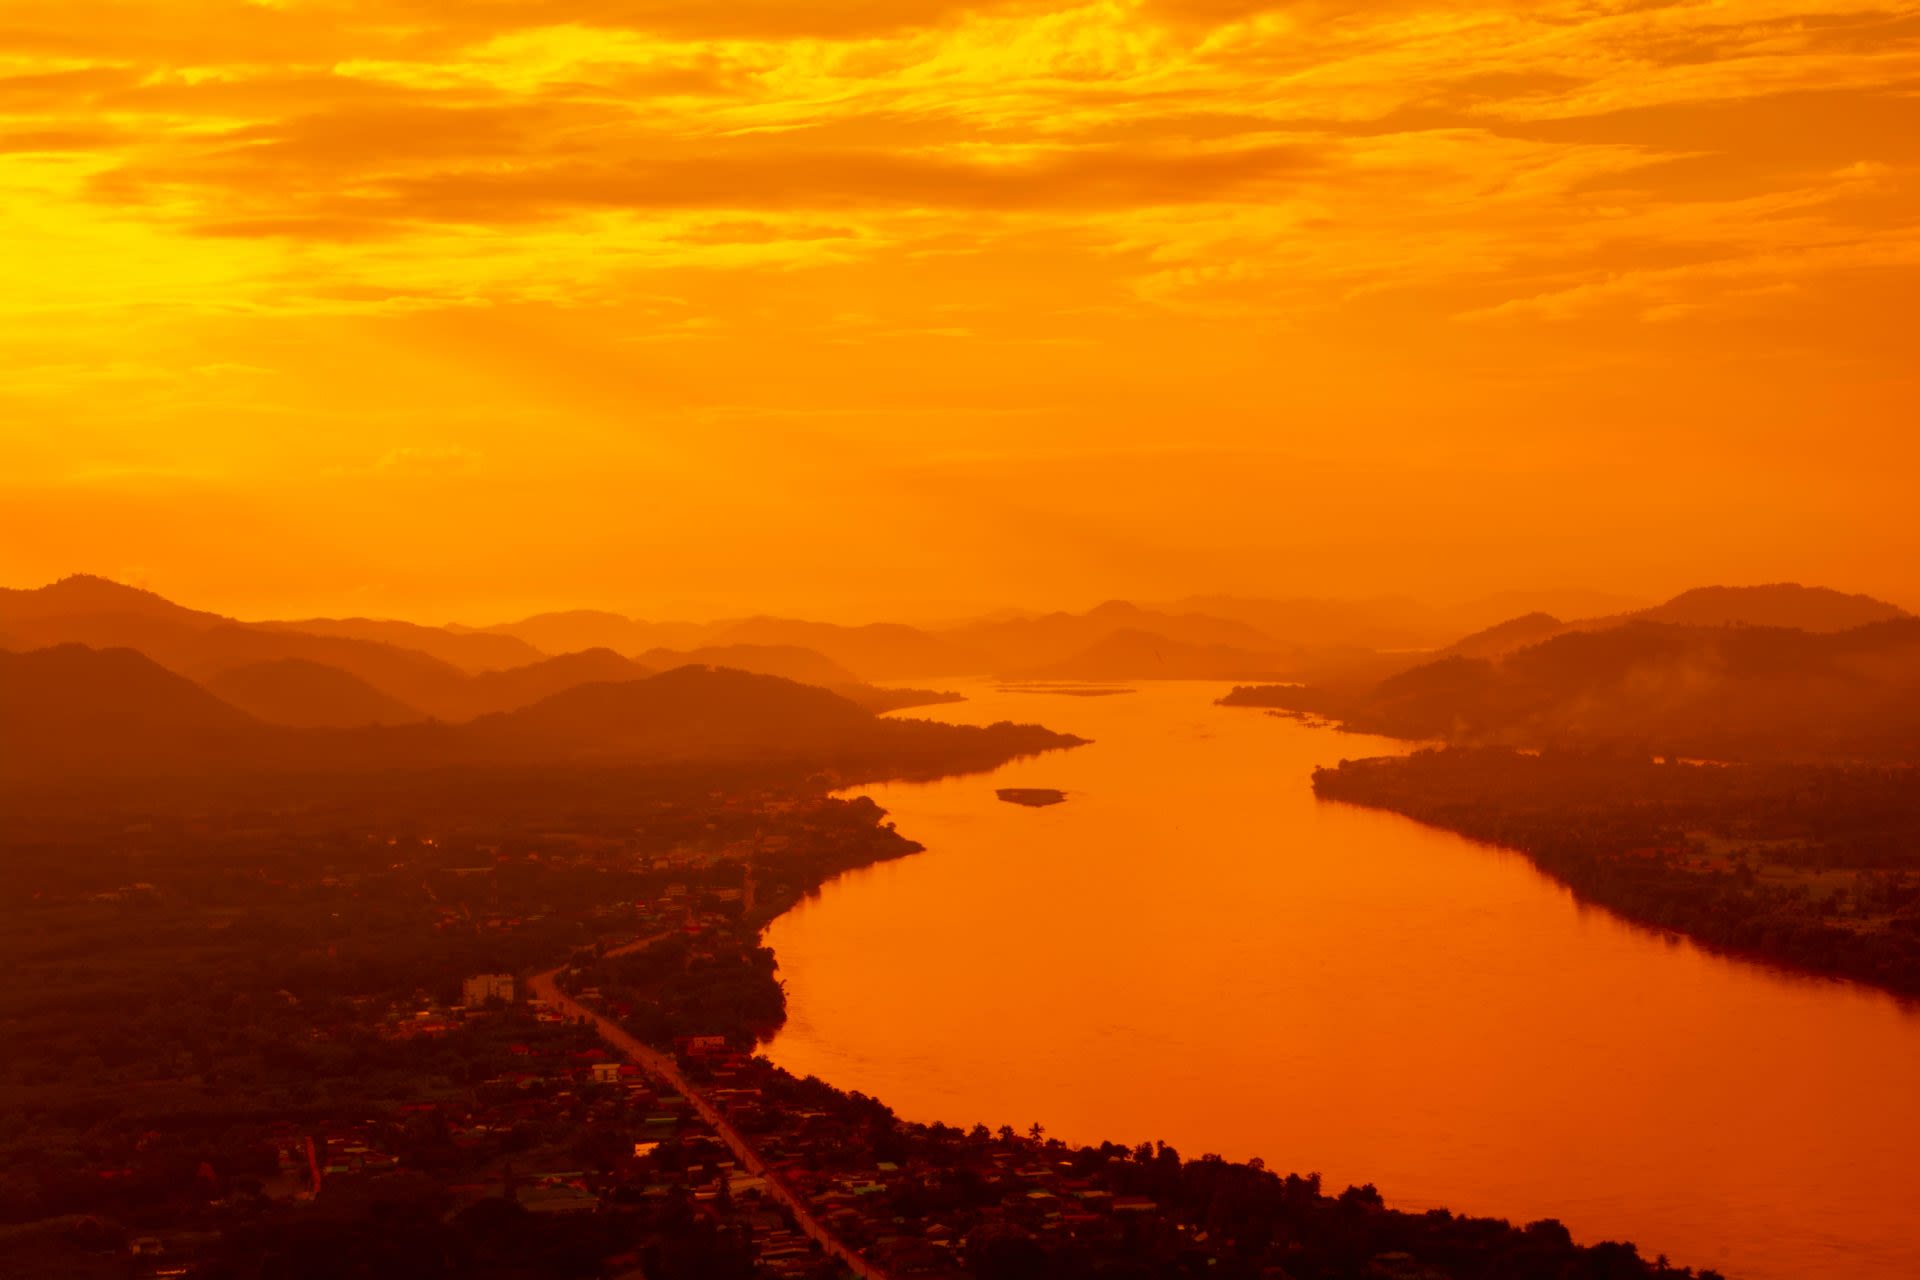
top-left (2, 0), bottom-right (1917, 332)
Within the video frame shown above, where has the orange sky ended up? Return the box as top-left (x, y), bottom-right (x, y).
top-left (2, 0), bottom-right (1916, 622)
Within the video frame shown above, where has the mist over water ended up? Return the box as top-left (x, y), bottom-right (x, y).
top-left (763, 681), bottom-right (1920, 1280)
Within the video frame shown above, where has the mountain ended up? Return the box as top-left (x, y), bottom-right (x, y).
top-left (1441, 589), bottom-right (1646, 632)
top-left (253, 617), bottom-right (543, 673)
top-left (635, 642), bottom-right (959, 712)
top-left (462, 665), bottom-right (1067, 771)
top-left (467, 665), bottom-right (880, 759)
top-left (0, 575), bottom-right (476, 715)
top-left (951, 600), bottom-right (1283, 671)
top-left (1441, 612), bottom-right (1566, 662)
top-left (1622, 584), bottom-right (1909, 633)
top-left (1408, 585), bottom-right (1911, 674)
top-left (448, 648), bottom-right (652, 720)
top-left (1160, 590), bottom-right (1653, 652)
top-left (205, 658), bottom-right (426, 728)
top-left (709, 618), bottom-right (987, 680)
top-left (0, 573), bottom-right (223, 636)
top-left (1, 644), bottom-right (266, 775)
top-left (1016, 628), bottom-right (1295, 681)
top-left (1248, 619), bottom-right (1920, 760)
top-left (461, 610), bottom-right (716, 656)
top-left (3, 646), bottom-right (1077, 786)
top-left (638, 643), bottom-right (862, 689)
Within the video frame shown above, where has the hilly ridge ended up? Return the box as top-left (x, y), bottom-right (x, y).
top-left (1227, 601), bottom-right (1920, 761)
top-left (1, 645), bottom-right (1080, 788)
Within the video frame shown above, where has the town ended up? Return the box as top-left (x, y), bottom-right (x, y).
top-left (4, 761), bottom-right (1725, 1280)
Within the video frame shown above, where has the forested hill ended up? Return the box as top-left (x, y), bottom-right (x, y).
top-left (1226, 618), bottom-right (1920, 762)
top-left (1, 645), bottom-right (1082, 794)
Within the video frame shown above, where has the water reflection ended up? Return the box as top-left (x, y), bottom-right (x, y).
top-left (763, 682), bottom-right (1920, 1279)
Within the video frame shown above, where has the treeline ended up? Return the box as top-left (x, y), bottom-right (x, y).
top-left (1314, 748), bottom-right (1920, 995)
top-left (745, 1072), bottom-right (1722, 1280)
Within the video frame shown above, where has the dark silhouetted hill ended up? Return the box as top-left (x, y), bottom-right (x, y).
top-left (3, 647), bottom-right (1076, 788)
top-left (460, 667), bottom-right (1046, 771)
top-left (1441, 612), bottom-right (1566, 661)
top-left (0, 575), bottom-right (476, 715)
top-left (1, 644), bottom-right (268, 774)
top-left (205, 658), bottom-right (427, 728)
top-left (1620, 583), bottom-right (1910, 632)
top-left (0, 573), bottom-right (223, 634)
top-left (951, 600), bottom-right (1283, 672)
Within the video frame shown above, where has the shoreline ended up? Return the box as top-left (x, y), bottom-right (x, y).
top-left (699, 780), bottom-right (1716, 1277)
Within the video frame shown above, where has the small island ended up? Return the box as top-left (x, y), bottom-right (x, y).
top-left (999, 682), bottom-right (1136, 697)
top-left (997, 786), bottom-right (1068, 807)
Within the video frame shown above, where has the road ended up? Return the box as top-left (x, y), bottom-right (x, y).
top-left (527, 938), bottom-right (891, 1280)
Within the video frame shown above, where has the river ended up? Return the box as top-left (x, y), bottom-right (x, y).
top-left (761, 680), bottom-right (1920, 1279)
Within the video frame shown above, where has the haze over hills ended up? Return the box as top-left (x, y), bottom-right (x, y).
top-left (1620, 584), bottom-right (1910, 632)
top-left (1416, 584), bottom-right (1917, 665)
top-left (952, 601), bottom-right (1282, 671)
top-left (0, 575), bottom-right (479, 715)
top-left (0, 578), bottom-right (969, 728)
top-left (1439, 612), bottom-right (1571, 662)
top-left (1157, 590), bottom-right (1649, 653)
top-left (442, 648), bottom-right (653, 722)
top-left (0, 573), bottom-right (224, 629)
top-left (11, 576), bottom-right (1911, 738)
top-left (1013, 628), bottom-right (1296, 682)
top-left (1224, 583), bottom-right (1920, 761)
top-left (638, 643), bottom-right (861, 690)
top-left (252, 616), bottom-right (544, 673)
top-left (457, 609), bottom-right (715, 657)
top-left (709, 617), bottom-right (988, 680)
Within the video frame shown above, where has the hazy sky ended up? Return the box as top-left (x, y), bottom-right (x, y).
top-left (2, 0), bottom-right (1916, 621)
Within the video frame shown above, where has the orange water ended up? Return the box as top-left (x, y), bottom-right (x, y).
top-left (762, 681), bottom-right (1920, 1279)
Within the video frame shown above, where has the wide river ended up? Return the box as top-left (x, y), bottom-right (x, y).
top-left (762, 681), bottom-right (1920, 1279)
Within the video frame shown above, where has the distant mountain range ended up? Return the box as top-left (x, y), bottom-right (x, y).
top-left (0, 577), bottom-right (959, 728)
top-left (253, 616), bottom-right (544, 672)
top-left (1438, 584), bottom-right (1913, 662)
top-left (1223, 584), bottom-right (1920, 761)
top-left (452, 609), bottom-right (714, 657)
top-left (10, 575), bottom-right (1914, 764)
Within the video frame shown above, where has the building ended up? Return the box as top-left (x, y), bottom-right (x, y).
top-left (463, 973), bottom-right (515, 1006)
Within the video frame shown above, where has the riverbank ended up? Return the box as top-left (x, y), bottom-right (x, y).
top-left (553, 801), bottom-right (1728, 1280)
top-left (1313, 748), bottom-right (1920, 1000)
top-left (760, 680), bottom-right (1920, 1280)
